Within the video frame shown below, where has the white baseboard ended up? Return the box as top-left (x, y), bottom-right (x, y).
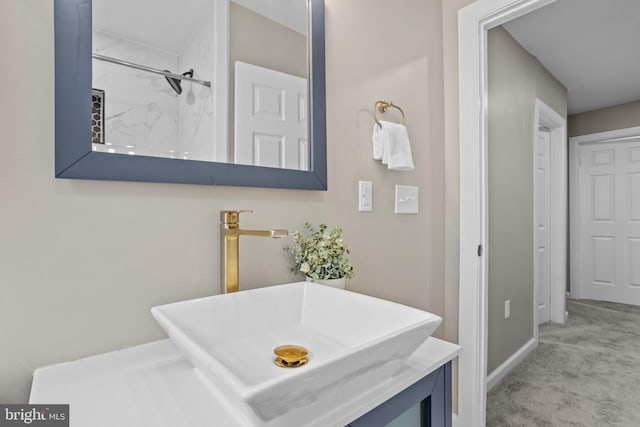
top-left (486, 338), bottom-right (537, 391)
top-left (452, 413), bottom-right (458, 426)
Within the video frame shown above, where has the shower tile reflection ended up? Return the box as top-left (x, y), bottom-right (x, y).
top-left (91, 23), bottom-right (215, 161)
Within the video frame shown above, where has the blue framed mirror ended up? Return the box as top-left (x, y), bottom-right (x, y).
top-left (54, 0), bottom-right (326, 189)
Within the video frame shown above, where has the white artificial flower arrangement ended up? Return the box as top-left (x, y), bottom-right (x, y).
top-left (289, 223), bottom-right (355, 280)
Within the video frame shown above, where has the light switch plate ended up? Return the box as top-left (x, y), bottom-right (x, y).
top-left (395, 185), bottom-right (419, 214)
top-left (358, 180), bottom-right (373, 212)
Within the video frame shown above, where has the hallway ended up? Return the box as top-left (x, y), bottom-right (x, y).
top-left (487, 299), bottom-right (640, 426)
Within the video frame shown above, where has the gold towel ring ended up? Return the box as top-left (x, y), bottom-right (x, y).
top-left (373, 100), bottom-right (406, 127)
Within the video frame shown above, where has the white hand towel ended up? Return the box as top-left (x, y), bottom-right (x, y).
top-left (372, 122), bottom-right (385, 160)
top-left (376, 120), bottom-right (414, 171)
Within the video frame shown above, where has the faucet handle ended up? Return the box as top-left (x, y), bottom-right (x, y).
top-left (220, 210), bottom-right (253, 225)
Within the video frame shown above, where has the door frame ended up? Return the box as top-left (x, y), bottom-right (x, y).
top-left (568, 126), bottom-right (640, 300)
top-left (533, 99), bottom-right (567, 332)
top-left (457, 0), bottom-right (559, 424)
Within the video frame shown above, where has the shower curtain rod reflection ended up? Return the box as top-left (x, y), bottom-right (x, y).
top-left (92, 54), bottom-right (211, 88)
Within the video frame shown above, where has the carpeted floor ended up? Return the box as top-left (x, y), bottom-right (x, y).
top-left (486, 299), bottom-right (640, 426)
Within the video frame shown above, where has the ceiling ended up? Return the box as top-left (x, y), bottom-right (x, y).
top-left (93, 0), bottom-right (307, 54)
top-left (93, 0), bottom-right (214, 53)
top-left (503, 0), bottom-right (640, 115)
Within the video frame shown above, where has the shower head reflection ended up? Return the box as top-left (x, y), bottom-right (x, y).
top-left (164, 68), bottom-right (194, 95)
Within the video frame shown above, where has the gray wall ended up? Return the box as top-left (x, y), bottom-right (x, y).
top-left (486, 27), bottom-right (567, 374)
top-left (569, 100), bottom-right (640, 137)
top-left (0, 0), bottom-right (447, 402)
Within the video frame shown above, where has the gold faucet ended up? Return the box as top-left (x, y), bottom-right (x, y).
top-left (220, 210), bottom-right (288, 294)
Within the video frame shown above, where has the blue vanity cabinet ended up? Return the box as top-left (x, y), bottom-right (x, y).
top-left (347, 362), bottom-right (452, 427)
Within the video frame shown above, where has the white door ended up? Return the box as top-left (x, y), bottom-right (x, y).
top-left (579, 138), bottom-right (640, 305)
top-left (535, 129), bottom-right (551, 324)
top-left (234, 62), bottom-right (308, 170)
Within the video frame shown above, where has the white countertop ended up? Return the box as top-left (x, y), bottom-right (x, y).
top-left (30, 337), bottom-right (460, 427)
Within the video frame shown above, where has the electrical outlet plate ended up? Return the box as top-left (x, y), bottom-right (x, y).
top-left (394, 185), bottom-right (419, 214)
top-left (505, 300), bottom-right (511, 319)
top-left (358, 181), bottom-right (373, 212)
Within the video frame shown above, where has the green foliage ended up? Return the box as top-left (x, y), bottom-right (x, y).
top-left (288, 223), bottom-right (355, 280)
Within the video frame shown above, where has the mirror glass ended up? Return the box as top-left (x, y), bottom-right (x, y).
top-left (91, 0), bottom-right (309, 171)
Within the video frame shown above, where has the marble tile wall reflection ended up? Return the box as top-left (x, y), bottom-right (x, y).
top-left (92, 25), bottom-right (216, 161)
top-left (177, 12), bottom-right (215, 162)
top-left (92, 30), bottom-right (180, 158)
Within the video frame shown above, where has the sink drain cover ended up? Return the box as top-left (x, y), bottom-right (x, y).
top-left (273, 345), bottom-right (308, 368)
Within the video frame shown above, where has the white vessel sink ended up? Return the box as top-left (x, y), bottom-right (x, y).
top-left (151, 282), bottom-right (442, 421)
